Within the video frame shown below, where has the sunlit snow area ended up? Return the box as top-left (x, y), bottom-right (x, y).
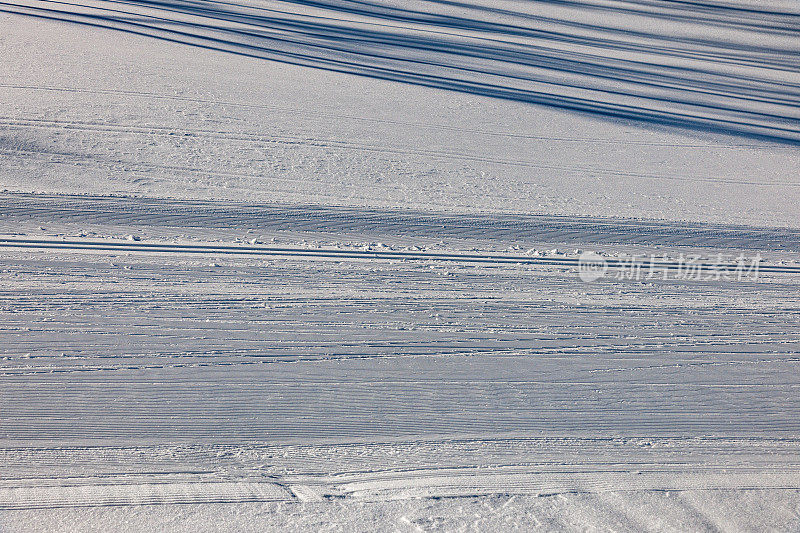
top-left (1, 0), bottom-right (800, 531)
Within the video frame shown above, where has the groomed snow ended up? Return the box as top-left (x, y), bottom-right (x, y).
top-left (1, 1), bottom-right (800, 531)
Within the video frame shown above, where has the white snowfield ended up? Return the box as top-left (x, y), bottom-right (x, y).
top-left (1, 0), bottom-right (800, 531)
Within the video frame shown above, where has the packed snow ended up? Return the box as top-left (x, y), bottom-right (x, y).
top-left (1, 0), bottom-right (799, 531)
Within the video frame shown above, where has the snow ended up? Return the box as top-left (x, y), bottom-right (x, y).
top-left (1, 0), bottom-right (800, 531)
top-left (2, 1), bottom-right (800, 226)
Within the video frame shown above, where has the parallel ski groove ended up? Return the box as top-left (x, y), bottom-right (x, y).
top-left (1, 238), bottom-right (797, 273)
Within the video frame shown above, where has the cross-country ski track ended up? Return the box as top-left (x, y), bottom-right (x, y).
top-left (2, 192), bottom-right (800, 529)
top-left (3, 0), bottom-right (800, 530)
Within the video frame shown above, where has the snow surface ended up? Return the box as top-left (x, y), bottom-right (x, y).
top-left (1, 0), bottom-right (800, 531)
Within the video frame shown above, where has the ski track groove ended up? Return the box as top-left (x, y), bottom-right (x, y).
top-left (0, 108), bottom-right (775, 147)
top-left (2, 119), bottom-right (799, 187)
top-left (3, 437), bottom-right (799, 507)
top-left (2, 237), bottom-right (798, 272)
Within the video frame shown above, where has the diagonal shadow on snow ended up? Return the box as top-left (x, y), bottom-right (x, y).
top-left (2, 0), bottom-right (800, 143)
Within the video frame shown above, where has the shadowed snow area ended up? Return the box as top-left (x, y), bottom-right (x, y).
top-left (2, 1), bottom-right (800, 226)
top-left (3, 0), bottom-right (800, 142)
top-left (1, 1), bottom-right (800, 531)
